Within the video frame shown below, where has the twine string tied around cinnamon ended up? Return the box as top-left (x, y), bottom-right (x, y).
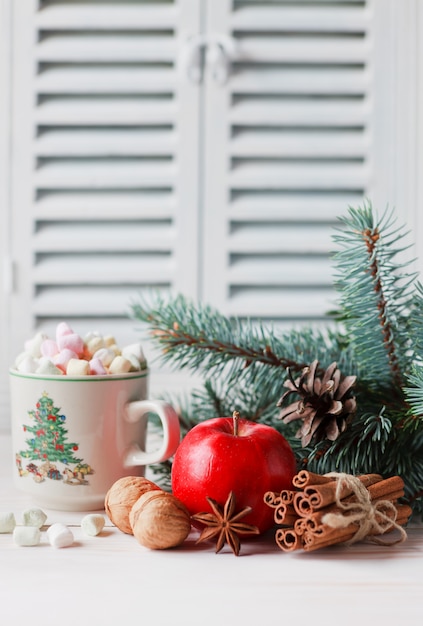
top-left (321, 472), bottom-right (408, 546)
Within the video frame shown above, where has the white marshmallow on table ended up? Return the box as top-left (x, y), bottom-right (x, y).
top-left (109, 355), bottom-right (132, 375)
top-left (35, 358), bottom-right (63, 376)
top-left (0, 512), bottom-right (16, 533)
top-left (23, 507), bottom-right (47, 528)
top-left (66, 358), bottom-right (90, 376)
top-left (13, 526), bottom-right (41, 547)
top-left (47, 523), bottom-right (74, 548)
top-left (81, 514), bottom-right (105, 536)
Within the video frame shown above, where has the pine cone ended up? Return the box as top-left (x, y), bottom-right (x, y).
top-left (277, 360), bottom-right (356, 447)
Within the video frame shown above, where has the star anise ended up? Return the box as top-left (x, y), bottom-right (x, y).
top-left (192, 491), bottom-right (260, 556)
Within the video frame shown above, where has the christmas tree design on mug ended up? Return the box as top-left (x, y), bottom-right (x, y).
top-left (16, 391), bottom-right (94, 485)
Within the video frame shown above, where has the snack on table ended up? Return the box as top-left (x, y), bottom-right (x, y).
top-left (13, 323), bottom-right (147, 376)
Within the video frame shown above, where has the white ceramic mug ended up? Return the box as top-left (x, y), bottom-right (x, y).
top-left (9, 369), bottom-right (180, 511)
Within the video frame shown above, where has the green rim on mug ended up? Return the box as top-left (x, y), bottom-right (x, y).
top-left (9, 368), bottom-right (149, 383)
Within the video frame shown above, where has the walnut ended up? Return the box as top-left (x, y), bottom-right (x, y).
top-left (129, 491), bottom-right (192, 550)
top-left (105, 476), bottom-right (162, 534)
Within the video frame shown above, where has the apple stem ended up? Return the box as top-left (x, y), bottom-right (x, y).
top-left (232, 410), bottom-right (240, 436)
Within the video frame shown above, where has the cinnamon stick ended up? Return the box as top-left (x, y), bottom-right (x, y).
top-left (302, 474), bottom-right (383, 511)
top-left (275, 528), bottom-right (301, 552)
top-left (274, 503), bottom-right (411, 553)
top-left (293, 491), bottom-right (313, 516)
top-left (302, 504), bottom-right (412, 552)
top-left (366, 476), bottom-right (404, 501)
top-left (274, 502), bottom-right (298, 526)
top-left (264, 489), bottom-right (295, 508)
top-left (292, 470), bottom-right (334, 489)
top-left (294, 517), bottom-right (308, 536)
top-left (263, 491), bottom-right (282, 509)
top-left (303, 488), bottom-right (405, 528)
top-left (279, 489), bottom-right (295, 504)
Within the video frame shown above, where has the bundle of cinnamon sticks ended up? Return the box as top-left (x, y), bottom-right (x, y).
top-left (264, 471), bottom-right (412, 552)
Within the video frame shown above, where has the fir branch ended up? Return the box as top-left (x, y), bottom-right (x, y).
top-left (130, 292), bottom-right (347, 379)
top-left (332, 203), bottom-right (417, 390)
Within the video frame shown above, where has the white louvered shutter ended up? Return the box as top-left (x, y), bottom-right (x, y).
top-left (202, 0), bottom-right (397, 325)
top-left (9, 0), bottom-right (201, 361)
top-left (3, 0), bottom-right (417, 432)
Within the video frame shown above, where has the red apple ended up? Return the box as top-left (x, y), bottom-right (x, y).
top-left (171, 413), bottom-right (296, 533)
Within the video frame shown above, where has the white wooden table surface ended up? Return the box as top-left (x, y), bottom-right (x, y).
top-left (1, 430), bottom-right (422, 626)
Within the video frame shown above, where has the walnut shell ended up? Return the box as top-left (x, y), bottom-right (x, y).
top-left (129, 491), bottom-right (191, 550)
top-left (105, 476), bottom-right (162, 534)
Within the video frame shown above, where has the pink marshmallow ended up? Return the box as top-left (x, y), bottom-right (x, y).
top-left (40, 339), bottom-right (59, 358)
top-left (89, 357), bottom-right (107, 376)
top-left (56, 322), bottom-right (74, 339)
top-left (53, 349), bottom-right (78, 373)
top-left (57, 333), bottom-right (84, 357)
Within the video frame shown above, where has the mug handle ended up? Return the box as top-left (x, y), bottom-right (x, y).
top-left (123, 400), bottom-right (180, 468)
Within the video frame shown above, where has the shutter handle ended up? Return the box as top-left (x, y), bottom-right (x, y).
top-left (179, 34), bottom-right (237, 85)
top-left (178, 34), bottom-right (207, 84)
top-left (206, 34), bottom-right (237, 85)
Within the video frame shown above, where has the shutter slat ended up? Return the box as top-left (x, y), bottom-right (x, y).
top-left (35, 191), bottom-right (176, 220)
top-left (35, 130), bottom-right (177, 157)
top-left (35, 5), bottom-right (179, 30)
top-left (226, 289), bottom-right (334, 319)
top-left (32, 286), bottom-right (163, 317)
top-left (230, 130), bottom-right (369, 158)
top-left (229, 194), bottom-right (361, 222)
top-left (228, 257), bottom-right (332, 285)
top-left (36, 36), bottom-right (176, 62)
top-left (229, 163), bottom-right (370, 190)
top-left (228, 224), bottom-right (332, 254)
top-left (235, 38), bottom-right (371, 64)
top-left (34, 161), bottom-right (176, 189)
top-left (34, 255), bottom-right (173, 284)
top-left (230, 100), bottom-right (370, 126)
top-left (230, 6), bottom-right (371, 32)
top-left (33, 222), bottom-right (174, 252)
top-left (35, 100), bottom-right (177, 125)
top-left (36, 68), bottom-right (176, 94)
top-left (231, 68), bottom-right (370, 95)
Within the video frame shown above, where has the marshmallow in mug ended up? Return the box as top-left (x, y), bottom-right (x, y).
top-left (13, 324), bottom-right (147, 376)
